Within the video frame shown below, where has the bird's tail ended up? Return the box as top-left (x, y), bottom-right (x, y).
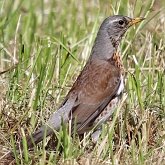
top-left (13, 96), bottom-right (76, 153)
top-left (19, 126), bottom-right (53, 149)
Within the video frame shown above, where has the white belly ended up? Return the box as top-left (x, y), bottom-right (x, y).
top-left (117, 75), bottom-right (124, 95)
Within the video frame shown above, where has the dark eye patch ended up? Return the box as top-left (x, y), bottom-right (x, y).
top-left (118, 20), bottom-right (124, 25)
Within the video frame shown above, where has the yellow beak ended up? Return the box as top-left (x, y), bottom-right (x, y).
top-left (128, 17), bottom-right (145, 26)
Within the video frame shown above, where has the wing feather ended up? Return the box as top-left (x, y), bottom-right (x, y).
top-left (67, 59), bottom-right (121, 134)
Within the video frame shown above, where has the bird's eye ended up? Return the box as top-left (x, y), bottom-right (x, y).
top-left (118, 20), bottom-right (124, 25)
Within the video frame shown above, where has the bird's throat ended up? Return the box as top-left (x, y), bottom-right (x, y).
top-left (91, 30), bottom-right (118, 61)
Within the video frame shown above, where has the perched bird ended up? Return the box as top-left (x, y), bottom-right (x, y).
top-left (19, 15), bottom-right (144, 149)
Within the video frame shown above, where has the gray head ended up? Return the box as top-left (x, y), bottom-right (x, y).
top-left (91, 15), bottom-right (144, 60)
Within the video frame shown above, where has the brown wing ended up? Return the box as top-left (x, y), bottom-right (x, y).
top-left (67, 58), bottom-right (121, 134)
top-left (21, 58), bottom-right (121, 149)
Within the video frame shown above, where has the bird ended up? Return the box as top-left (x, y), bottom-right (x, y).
top-left (17, 15), bottom-right (144, 150)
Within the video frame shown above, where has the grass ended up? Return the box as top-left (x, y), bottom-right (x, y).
top-left (0, 0), bottom-right (165, 164)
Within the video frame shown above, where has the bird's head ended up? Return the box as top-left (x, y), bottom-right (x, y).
top-left (99, 15), bottom-right (144, 46)
top-left (91, 15), bottom-right (144, 60)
